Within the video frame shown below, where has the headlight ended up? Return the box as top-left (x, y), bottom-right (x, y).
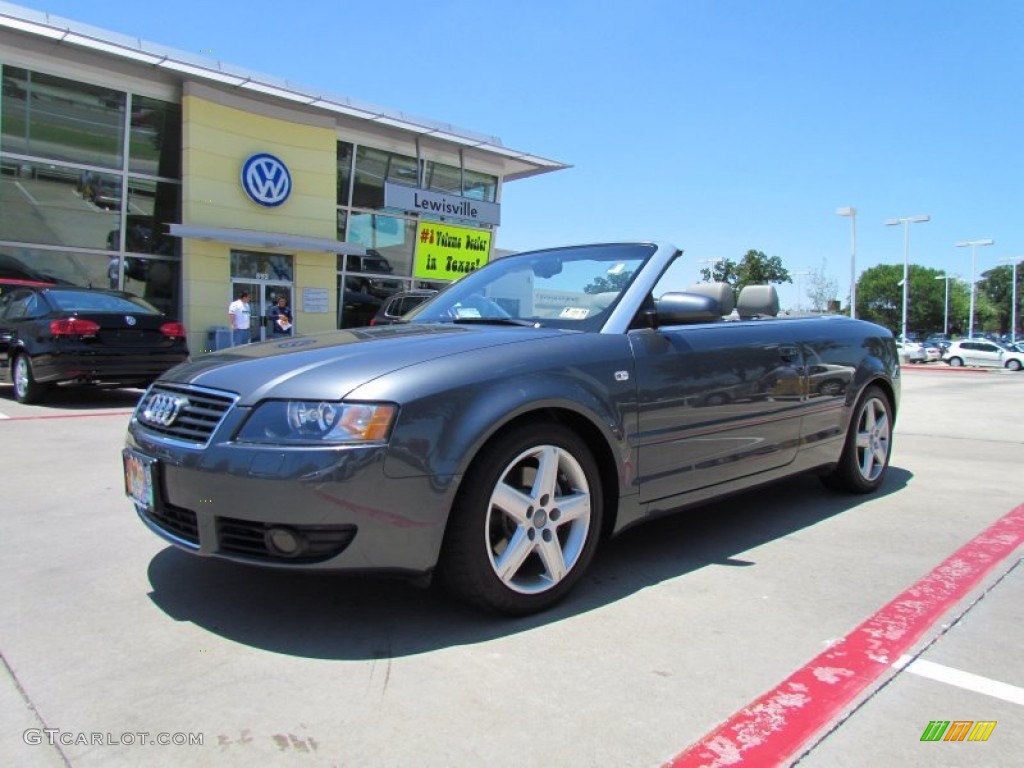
top-left (237, 401), bottom-right (397, 445)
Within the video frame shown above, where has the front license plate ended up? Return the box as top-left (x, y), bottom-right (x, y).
top-left (123, 450), bottom-right (156, 513)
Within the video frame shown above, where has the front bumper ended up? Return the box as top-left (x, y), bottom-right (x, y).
top-left (125, 415), bottom-right (459, 574)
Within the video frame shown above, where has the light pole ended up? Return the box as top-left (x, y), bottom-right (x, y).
top-left (792, 270), bottom-right (811, 311)
top-left (885, 215), bottom-right (930, 343)
top-left (955, 239), bottom-right (995, 338)
top-left (933, 274), bottom-right (955, 335)
top-left (836, 206), bottom-right (857, 317)
top-left (999, 257), bottom-right (1021, 343)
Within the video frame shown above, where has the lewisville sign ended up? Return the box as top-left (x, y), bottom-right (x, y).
top-left (384, 182), bottom-right (501, 226)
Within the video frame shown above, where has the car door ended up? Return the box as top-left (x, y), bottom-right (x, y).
top-left (630, 321), bottom-right (804, 504)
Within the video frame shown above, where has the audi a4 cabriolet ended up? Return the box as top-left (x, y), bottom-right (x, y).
top-left (124, 242), bottom-right (899, 615)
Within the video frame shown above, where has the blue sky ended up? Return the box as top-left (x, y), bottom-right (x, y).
top-left (20, 0), bottom-right (1024, 309)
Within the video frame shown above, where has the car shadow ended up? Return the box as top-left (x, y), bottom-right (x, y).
top-left (0, 385), bottom-right (143, 411)
top-left (145, 467), bottom-right (912, 660)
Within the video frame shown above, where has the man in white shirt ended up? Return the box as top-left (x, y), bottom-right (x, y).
top-left (228, 291), bottom-right (251, 346)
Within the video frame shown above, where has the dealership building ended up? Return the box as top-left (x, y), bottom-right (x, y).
top-left (0, 2), bottom-right (566, 351)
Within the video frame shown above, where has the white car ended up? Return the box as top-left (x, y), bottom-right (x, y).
top-left (943, 340), bottom-right (1024, 371)
top-left (922, 345), bottom-right (942, 362)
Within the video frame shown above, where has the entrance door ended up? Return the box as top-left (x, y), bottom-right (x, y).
top-left (228, 250), bottom-right (295, 343)
top-left (230, 281), bottom-right (294, 342)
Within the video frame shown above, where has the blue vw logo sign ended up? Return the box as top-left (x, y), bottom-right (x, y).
top-left (241, 153), bottom-right (292, 207)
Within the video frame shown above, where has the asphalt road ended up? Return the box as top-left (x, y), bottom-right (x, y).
top-left (1, 367), bottom-right (1021, 767)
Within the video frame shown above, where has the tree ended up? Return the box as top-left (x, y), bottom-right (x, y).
top-left (584, 270), bottom-right (632, 295)
top-left (856, 263), bottom-right (966, 334)
top-left (806, 259), bottom-right (839, 312)
top-left (699, 250), bottom-right (792, 296)
top-left (979, 264), bottom-right (1022, 335)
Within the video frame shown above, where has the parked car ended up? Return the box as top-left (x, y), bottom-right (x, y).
top-left (0, 277), bottom-right (55, 299)
top-left (0, 285), bottom-right (189, 403)
top-left (895, 340), bottom-right (926, 363)
top-left (942, 340), bottom-right (1024, 371)
top-left (924, 333), bottom-right (952, 353)
top-left (369, 289), bottom-right (438, 326)
top-left (124, 241), bottom-right (900, 615)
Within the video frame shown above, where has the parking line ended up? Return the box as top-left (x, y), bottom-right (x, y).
top-left (893, 656), bottom-right (1024, 706)
top-left (14, 180), bottom-right (39, 205)
top-left (664, 503), bottom-right (1024, 768)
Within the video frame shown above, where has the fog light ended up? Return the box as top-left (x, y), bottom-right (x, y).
top-left (264, 527), bottom-right (307, 557)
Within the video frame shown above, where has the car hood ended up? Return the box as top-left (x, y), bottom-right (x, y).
top-left (161, 323), bottom-right (566, 404)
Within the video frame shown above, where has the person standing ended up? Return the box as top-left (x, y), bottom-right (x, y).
top-left (268, 295), bottom-right (293, 336)
top-left (228, 291), bottom-right (251, 346)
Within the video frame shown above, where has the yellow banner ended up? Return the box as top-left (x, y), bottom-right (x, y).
top-left (414, 222), bottom-right (492, 281)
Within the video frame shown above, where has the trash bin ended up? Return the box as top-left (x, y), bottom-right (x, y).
top-left (206, 325), bottom-right (232, 352)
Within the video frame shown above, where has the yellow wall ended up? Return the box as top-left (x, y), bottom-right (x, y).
top-left (181, 93), bottom-right (338, 352)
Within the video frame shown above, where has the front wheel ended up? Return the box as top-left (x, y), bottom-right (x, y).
top-left (947, 357), bottom-right (964, 367)
top-left (438, 422), bottom-right (603, 615)
top-left (13, 354), bottom-right (49, 404)
top-left (821, 385), bottom-right (893, 494)
top-left (1005, 359), bottom-right (1022, 372)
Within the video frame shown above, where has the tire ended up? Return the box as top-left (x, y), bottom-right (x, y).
top-left (821, 385), bottom-right (893, 494)
top-left (1006, 359), bottom-right (1022, 372)
top-left (12, 354), bottom-right (50, 404)
top-left (438, 422), bottom-right (603, 615)
top-left (947, 357), bottom-right (963, 367)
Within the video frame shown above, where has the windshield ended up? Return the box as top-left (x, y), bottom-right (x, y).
top-left (406, 243), bottom-right (656, 331)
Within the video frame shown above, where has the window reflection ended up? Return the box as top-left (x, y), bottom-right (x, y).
top-left (114, 179), bottom-right (181, 255)
top-left (0, 160), bottom-right (119, 250)
top-left (424, 161), bottom-right (462, 195)
top-left (337, 141), bottom-right (353, 205)
top-left (352, 146), bottom-right (419, 208)
top-left (463, 169), bottom-right (497, 202)
top-left (345, 213), bottom-right (414, 276)
top-left (128, 95), bottom-right (182, 179)
top-left (1, 67), bottom-right (126, 169)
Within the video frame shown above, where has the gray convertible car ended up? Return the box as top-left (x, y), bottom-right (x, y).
top-left (124, 242), bottom-right (899, 615)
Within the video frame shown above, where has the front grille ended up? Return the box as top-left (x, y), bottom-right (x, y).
top-left (216, 516), bottom-right (356, 563)
top-left (135, 383), bottom-right (236, 445)
top-left (142, 504), bottom-right (199, 546)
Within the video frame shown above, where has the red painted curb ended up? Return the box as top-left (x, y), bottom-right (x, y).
top-left (900, 364), bottom-right (990, 373)
top-left (665, 503), bottom-right (1024, 768)
top-left (0, 411), bottom-right (133, 421)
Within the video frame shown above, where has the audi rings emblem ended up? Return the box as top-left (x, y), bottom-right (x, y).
top-left (241, 153), bottom-right (292, 207)
top-left (140, 393), bottom-right (189, 427)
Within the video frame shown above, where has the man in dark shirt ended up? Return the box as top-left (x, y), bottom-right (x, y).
top-left (268, 296), bottom-right (293, 336)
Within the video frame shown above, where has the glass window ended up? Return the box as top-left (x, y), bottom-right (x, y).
top-left (337, 141), bottom-right (353, 205)
top-left (117, 178), bottom-right (181, 255)
top-left (1, 245), bottom-right (116, 289)
top-left (119, 257), bottom-right (180, 317)
top-left (424, 160), bottom-right (462, 195)
top-left (229, 250), bottom-right (294, 282)
top-left (463, 169), bottom-right (498, 202)
top-left (0, 160), bottom-right (120, 250)
top-left (1, 67), bottom-right (126, 169)
top-left (345, 213), bottom-right (415, 277)
top-left (351, 146), bottom-right (419, 208)
top-left (128, 95), bottom-right (182, 179)
top-left (337, 209), bottom-right (348, 243)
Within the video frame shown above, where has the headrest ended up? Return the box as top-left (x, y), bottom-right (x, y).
top-left (737, 285), bottom-right (780, 318)
top-left (685, 282), bottom-right (735, 316)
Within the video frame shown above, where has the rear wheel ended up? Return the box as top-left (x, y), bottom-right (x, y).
top-left (12, 354), bottom-right (49, 404)
top-left (947, 357), bottom-right (963, 367)
top-left (438, 422), bottom-right (603, 615)
top-left (821, 385), bottom-right (893, 494)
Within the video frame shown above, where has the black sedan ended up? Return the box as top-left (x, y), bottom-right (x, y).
top-left (125, 242), bottom-right (899, 615)
top-left (0, 285), bottom-right (189, 403)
